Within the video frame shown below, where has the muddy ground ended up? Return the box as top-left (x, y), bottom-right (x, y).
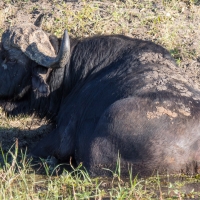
top-left (0, 0), bottom-right (200, 154)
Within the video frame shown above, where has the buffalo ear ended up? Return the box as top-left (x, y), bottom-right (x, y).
top-left (49, 35), bottom-right (59, 54)
top-left (31, 64), bottom-right (51, 97)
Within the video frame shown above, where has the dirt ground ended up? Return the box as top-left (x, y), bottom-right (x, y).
top-left (0, 0), bottom-right (200, 154)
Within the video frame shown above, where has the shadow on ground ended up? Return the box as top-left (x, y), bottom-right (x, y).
top-left (0, 123), bottom-right (53, 164)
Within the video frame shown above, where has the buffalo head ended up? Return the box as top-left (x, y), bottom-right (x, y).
top-left (0, 19), bottom-right (70, 100)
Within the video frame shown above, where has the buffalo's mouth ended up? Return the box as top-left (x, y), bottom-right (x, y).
top-left (0, 84), bottom-right (31, 102)
top-left (0, 85), bottom-right (32, 116)
top-left (13, 85), bottom-right (32, 100)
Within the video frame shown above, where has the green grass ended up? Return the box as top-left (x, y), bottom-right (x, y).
top-left (0, 143), bottom-right (200, 199)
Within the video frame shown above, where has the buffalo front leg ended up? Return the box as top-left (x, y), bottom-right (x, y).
top-left (30, 129), bottom-right (60, 158)
top-left (30, 117), bottom-right (76, 162)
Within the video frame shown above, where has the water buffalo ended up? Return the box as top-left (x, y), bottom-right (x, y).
top-left (1, 19), bottom-right (200, 177)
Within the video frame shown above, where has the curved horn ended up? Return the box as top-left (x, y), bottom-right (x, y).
top-left (43, 30), bottom-right (70, 68)
top-left (2, 24), bottom-right (70, 69)
top-left (34, 13), bottom-right (45, 27)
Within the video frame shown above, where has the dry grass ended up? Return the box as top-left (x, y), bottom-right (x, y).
top-left (1, 0), bottom-right (200, 60)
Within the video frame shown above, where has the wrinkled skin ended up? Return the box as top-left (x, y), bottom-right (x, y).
top-left (1, 34), bottom-right (200, 177)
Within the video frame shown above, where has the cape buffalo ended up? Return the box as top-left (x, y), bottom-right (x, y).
top-left (1, 19), bottom-right (200, 177)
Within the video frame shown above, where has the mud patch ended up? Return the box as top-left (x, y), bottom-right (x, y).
top-left (147, 106), bottom-right (178, 119)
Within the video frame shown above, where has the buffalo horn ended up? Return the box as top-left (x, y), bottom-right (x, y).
top-left (2, 24), bottom-right (70, 69)
top-left (34, 13), bottom-right (45, 27)
top-left (44, 30), bottom-right (70, 68)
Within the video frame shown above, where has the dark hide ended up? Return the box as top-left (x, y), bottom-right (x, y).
top-left (1, 34), bottom-right (200, 177)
